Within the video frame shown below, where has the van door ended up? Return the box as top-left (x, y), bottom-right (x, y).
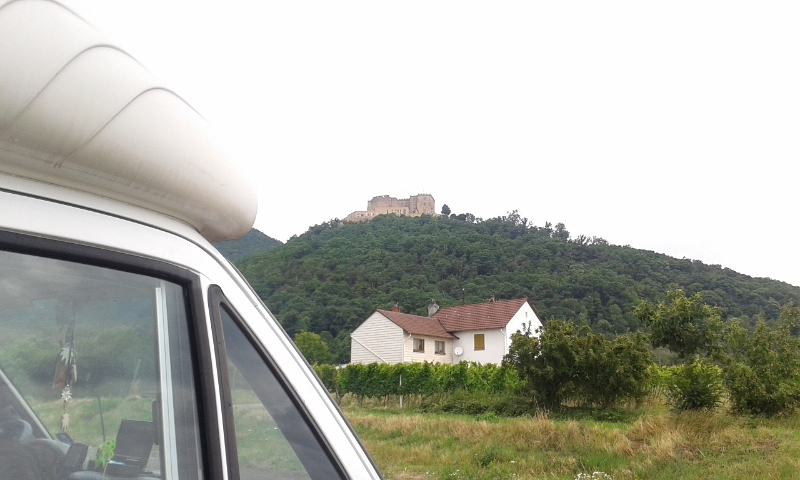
top-left (207, 286), bottom-right (346, 480)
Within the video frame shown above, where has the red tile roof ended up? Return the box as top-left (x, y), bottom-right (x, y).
top-left (433, 298), bottom-right (529, 332)
top-left (377, 309), bottom-right (455, 339)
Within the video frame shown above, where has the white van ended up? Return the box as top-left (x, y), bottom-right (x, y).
top-left (0, 1), bottom-right (380, 479)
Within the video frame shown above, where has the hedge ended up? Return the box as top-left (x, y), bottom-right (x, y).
top-left (313, 361), bottom-right (522, 399)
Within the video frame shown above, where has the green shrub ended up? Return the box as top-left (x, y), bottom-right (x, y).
top-left (504, 321), bottom-right (652, 408)
top-left (0, 337), bottom-right (55, 384)
top-left (475, 411), bottom-right (499, 423)
top-left (336, 361), bottom-right (521, 399)
top-left (577, 332), bottom-right (652, 407)
top-left (504, 320), bottom-right (579, 407)
top-left (666, 357), bottom-right (724, 410)
top-left (313, 364), bottom-right (338, 393)
top-left (644, 364), bottom-right (671, 399)
top-left (475, 444), bottom-right (502, 467)
top-left (722, 319), bottom-right (800, 415)
top-left (635, 290), bottom-right (723, 359)
top-left (490, 393), bottom-right (536, 417)
top-left (429, 390), bottom-right (493, 415)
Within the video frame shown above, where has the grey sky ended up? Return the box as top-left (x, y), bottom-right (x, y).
top-left (64, 1), bottom-right (800, 287)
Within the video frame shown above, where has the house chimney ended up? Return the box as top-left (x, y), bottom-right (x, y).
top-left (392, 302), bottom-right (400, 313)
top-left (490, 293), bottom-right (496, 302)
top-left (428, 299), bottom-right (439, 317)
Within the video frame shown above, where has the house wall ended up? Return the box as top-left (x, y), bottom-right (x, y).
top-left (507, 301), bottom-right (543, 340)
top-left (350, 312), bottom-right (404, 364)
top-left (402, 334), bottom-right (453, 364)
top-left (451, 302), bottom-right (544, 365)
top-left (451, 328), bottom-right (509, 365)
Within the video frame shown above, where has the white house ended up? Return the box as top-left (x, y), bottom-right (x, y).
top-left (350, 298), bottom-right (542, 365)
top-left (350, 308), bottom-right (456, 364)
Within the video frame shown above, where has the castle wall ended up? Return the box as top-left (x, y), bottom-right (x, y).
top-left (346, 194), bottom-right (436, 223)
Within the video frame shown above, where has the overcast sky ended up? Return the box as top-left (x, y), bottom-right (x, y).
top-left (63, 1), bottom-right (800, 287)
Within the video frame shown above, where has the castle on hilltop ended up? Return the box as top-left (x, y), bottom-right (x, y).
top-left (345, 194), bottom-right (436, 223)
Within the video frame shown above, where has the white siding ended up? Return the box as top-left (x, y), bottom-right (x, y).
top-left (506, 301), bottom-right (543, 343)
top-left (402, 335), bottom-right (453, 364)
top-left (350, 312), bottom-right (404, 364)
top-left (452, 329), bottom-right (508, 365)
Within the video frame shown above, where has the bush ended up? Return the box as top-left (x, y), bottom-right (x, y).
top-left (722, 319), bottom-right (800, 415)
top-left (333, 361), bottom-right (521, 400)
top-left (577, 332), bottom-right (652, 407)
top-left (504, 320), bottom-right (579, 407)
top-left (313, 364), bottom-right (339, 394)
top-left (635, 290), bottom-right (723, 359)
top-left (644, 364), bottom-right (672, 399)
top-left (426, 390), bottom-right (493, 415)
top-left (504, 320), bottom-right (652, 408)
top-left (666, 357), bottom-right (724, 411)
top-left (420, 390), bottom-right (535, 417)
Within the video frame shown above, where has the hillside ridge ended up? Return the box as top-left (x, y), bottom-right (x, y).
top-left (228, 213), bottom-right (800, 363)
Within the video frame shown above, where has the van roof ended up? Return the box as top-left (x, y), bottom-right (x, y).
top-left (0, 0), bottom-right (257, 242)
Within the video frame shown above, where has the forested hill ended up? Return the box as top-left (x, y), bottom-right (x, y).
top-left (213, 228), bottom-right (282, 261)
top-left (236, 213), bottom-right (800, 362)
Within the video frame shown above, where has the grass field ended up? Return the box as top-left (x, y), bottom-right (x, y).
top-left (343, 402), bottom-right (800, 480)
top-left (28, 393), bottom-right (800, 479)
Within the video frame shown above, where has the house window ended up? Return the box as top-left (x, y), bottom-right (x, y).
top-left (474, 334), bottom-right (485, 351)
top-left (413, 338), bottom-right (425, 352)
top-left (435, 341), bottom-right (445, 355)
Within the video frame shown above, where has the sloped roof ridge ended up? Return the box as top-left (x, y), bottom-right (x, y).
top-left (377, 309), bottom-right (454, 339)
top-left (433, 298), bottom-right (529, 332)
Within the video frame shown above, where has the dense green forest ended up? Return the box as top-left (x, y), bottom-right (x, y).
top-left (231, 213), bottom-right (800, 363)
top-left (213, 228), bottom-right (282, 261)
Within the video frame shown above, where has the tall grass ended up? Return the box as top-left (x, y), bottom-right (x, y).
top-left (345, 405), bottom-right (800, 480)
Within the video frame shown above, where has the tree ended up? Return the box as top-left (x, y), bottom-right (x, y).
top-left (504, 321), bottom-right (651, 408)
top-left (666, 357), bottom-right (725, 410)
top-left (721, 312), bottom-right (800, 415)
top-left (441, 204), bottom-right (451, 216)
top-left (293, 331), bottom-right (334, 365)
top-left (577, 332), bottom-right (651, 407)
top-left (634, 290), bottom-right (722, 360)
top-left (552, 222), bottom-right (570, 241)
top-left (504, 320), bottom-right (578, 407)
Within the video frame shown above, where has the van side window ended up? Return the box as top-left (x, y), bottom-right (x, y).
top-left (212, 300), bottom-right (344, 480)
top-left (0, 249), bottom-right (203, 480)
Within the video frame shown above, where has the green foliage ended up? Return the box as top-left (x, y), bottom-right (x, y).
top-left (312, 364), bottom-right (339, 392)
top-left (234, 214), bottom-right (800, 363)
top-left (441, 204), bottom-right (451, 216)
top-left (475, 411), bottom-right (499, 423)
top-left (665, 357), bottom-right (724, 411)
top-left (504, 320), bottom-right (651, 408)
top-left (504, 321), bottom-right (579, 407)
top-left (0, 326), bottom-right (153, 398)
top-left (635, 290), bottom-right (723, 359)
top-left (0, 337), bottom-right (56, 384)
top-left (213, 228), bottom-right (282, 262)
top-left (721, 313), bottom-right (800, 415)
top-left (94, 439), bottom-right (116, 472)
top-left (645, 364), bottom-right (672, 399)
top-left (328, 362), bottom-right (521, 400)
top-left (577, 332), bottom-right (651, 407)
top-left (293, 331), bottom-right (334, 365)
top-left (475, 444), bottom-right (501, 467)
top-left (422, 390), bottom-right (534, 416)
